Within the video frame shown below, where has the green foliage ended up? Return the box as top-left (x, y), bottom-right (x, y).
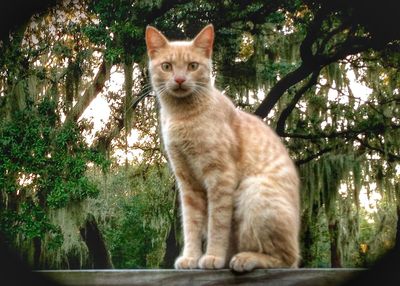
top-left (356, 203), bottom-right (397, 266)
top-left (84, 0), bottom-right (160, 63)
top-left (106, 194), bottom-right (165, 268)
top-left (88, 164), bottom-right (176, 268)
top-left (0, 203), bottom-right (62, 249)
top-left (301, 207), bottom-right (331, 267)
top-left (0, 99), bottom-right (109, 249)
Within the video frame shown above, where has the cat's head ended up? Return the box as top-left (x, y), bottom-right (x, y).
top-left (145, 24), bottom-right (214, 98)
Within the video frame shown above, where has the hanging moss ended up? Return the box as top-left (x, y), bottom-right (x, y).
top-left (300, 152), bottom-right (364, 266)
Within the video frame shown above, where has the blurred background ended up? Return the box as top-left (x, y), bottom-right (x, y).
top-left (0, 0), bottom-right (399, 270)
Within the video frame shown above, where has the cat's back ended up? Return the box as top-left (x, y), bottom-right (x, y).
top-left (233, 108), bottom-right (298, 182)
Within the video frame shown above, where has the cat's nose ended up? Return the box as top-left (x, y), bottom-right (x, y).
top-left (174, 76), bottom-right (186, 85)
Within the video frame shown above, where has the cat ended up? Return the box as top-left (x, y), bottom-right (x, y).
top-left (145, 24), bottom-right (300, 272)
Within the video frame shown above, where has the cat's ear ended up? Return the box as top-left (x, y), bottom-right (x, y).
top-left (146, 26), bottom-right (169, 58)
top-left (193, 24), bottom-right (214, 58)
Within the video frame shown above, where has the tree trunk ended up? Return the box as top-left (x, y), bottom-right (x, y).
top-left (33, 237), bottom-right (41, 269)
top-left (163, 221), bottom-right (180, 268)
top-left (301, 223), bottom-right (314, 267)
top-left (328, 220), bottom-right (342, 268)
top-left (396, 205), bottom-right (400, 249)
top-left (80, 214), bottom-right (113, 269)
top-left (123, 58), bottom-right (134, 169)
top-left (64, 60), bottom-right (111, 124)
top-left (163, 187), bottom-right (181, 268)
top-left (300, 202), bottom-right (320, 267)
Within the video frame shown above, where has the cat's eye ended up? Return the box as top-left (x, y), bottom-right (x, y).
top-left (188, 62), bottom-right (199, 71)
top-left (161, 62), bottom-right (172, 72)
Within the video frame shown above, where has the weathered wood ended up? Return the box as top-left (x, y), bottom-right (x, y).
top-left (39, 268), bottom-right (363, 286)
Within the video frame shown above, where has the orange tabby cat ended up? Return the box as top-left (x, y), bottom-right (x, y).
top-left (145, 24), bottom-right (300, 272)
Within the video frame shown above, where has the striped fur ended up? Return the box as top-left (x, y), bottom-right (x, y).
top-left (146, 24), bottom-right (300, 272)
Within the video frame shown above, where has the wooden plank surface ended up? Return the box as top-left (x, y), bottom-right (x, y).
top-left (38, 268), bottom-right (364, 286)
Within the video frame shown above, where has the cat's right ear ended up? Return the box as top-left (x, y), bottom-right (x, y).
top-left (145, 26), bottom-right (169, 58)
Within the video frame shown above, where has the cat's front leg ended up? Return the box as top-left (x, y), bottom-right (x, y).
top-left (173, 169), bottom-right (207, 269)
top-left (198, 167), bottom-right (236, 269)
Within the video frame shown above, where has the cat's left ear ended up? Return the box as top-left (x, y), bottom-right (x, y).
top-left (193, 24), bottom-right (214, 58)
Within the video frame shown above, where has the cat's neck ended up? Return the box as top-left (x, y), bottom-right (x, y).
top-left (158, 85), bottom-right (216, 117)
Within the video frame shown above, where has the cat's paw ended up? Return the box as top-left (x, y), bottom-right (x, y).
top-left (229, 253), bottom-right (258, 272)
top-left (198, 254), bottom-right (225, 269)
top-left (174, 256), bottom-right (199, 269)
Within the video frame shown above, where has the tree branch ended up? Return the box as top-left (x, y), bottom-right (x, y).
top-left (300, 4), bottom-right (329, 63)
top-left (276, 69), bottom-right (321, 136)
top-left (356, 138), bottom-right (400, 162)
top-left (64, 60), bottom-right (111, 124)
top-left (295, 146), bottom-right (335, 166)
top-left (282, 123), bottom-right (400, 140)
top-left (254, 63), bottom-right (314, 118)
top-left (253, 1), bottom-right (396, 120)
top-left (93, 89), bottom-right (153, 153)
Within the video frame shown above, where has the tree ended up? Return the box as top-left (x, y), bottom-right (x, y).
top-left (0, 1), bottom-right (111, 268)
top-left (0, 99), bottom-right (109, 267)
top-left (1, 0), bottom-right (399, 268)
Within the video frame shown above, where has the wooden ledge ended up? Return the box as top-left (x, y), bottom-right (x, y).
top-left (38, 268), bottom-right (364, 286)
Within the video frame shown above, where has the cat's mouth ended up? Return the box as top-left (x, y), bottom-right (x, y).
top-left (166, 83), bottom-right (192, 97)
top-left (173, 86), bottom-right (188, 92)
top-left (171, 86), bottom-right (192, 97)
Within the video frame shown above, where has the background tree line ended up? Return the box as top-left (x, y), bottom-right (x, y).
top-left (0, 0), bottom-right (399, 269)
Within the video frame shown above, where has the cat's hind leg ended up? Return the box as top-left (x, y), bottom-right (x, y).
top-left (230, 177), bottom-right (300, 272)
top-left (229, 252), bottom-right (285, 272)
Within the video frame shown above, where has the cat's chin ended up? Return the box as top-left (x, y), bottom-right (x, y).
top-left (169, 88), bottom-right (193, 98)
